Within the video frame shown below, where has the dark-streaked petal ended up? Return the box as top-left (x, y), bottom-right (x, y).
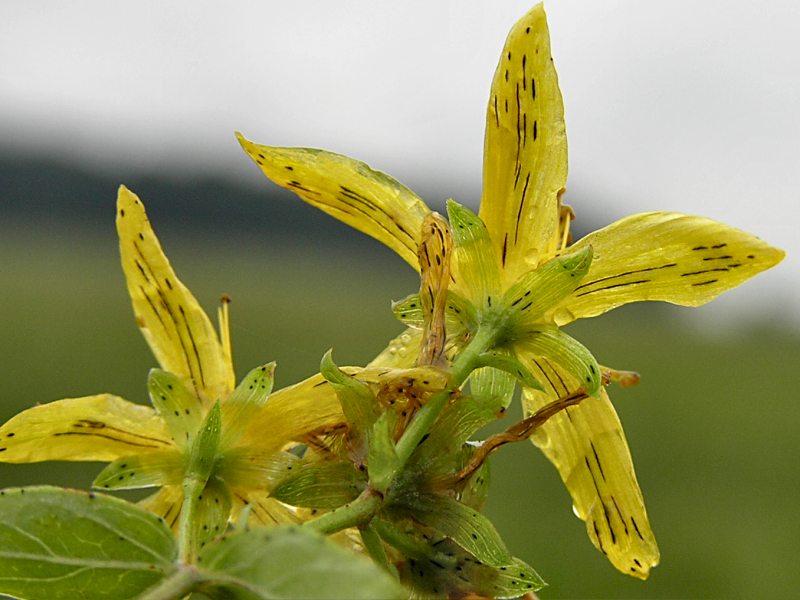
top-left (117, 186), bottom-right (235, 405)
top-left (551, 212), bottom-right (785, 325)
top-left (517, 355), bottom-right (659, 579)
top-left (0, 395), bottom-right (172, 463)
top-left (238, 132), bottom-right (431, 271)
top-left (479, 3), bottom-right (567, 280)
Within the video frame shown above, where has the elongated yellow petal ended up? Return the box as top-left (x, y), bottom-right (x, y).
top-left (117, 186), bottom-right (235, 404)
top-left (237, 132), bottom-right (431, 271)
top-left (0, 395), bottom-right (172, 463)
top-left (480, 3), bottom-right (567, 280)
top-left (240, 373), bottom-right (345, 453)
top-left (550, 212), bottom-right (785, 325)
top-left (518, 356), bottom-right (659, 579)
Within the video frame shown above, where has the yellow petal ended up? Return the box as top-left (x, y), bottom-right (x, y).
top-left (0, 395), bottom-right (172, 463)
top-left (480, 3), bottom-right (567, 280)
top-left (240, 373), bottom-right (345, 453)
top-left (237, 132), bottom-right (431, 271)
top-left (518, 356), bottom-right (659, 579)
top-left (117, 186), bottom-right (235, 405)
top-left (551, 212), bottom-right (786, 325)
top-left (139, 485), bottom-right (183, 530)
top-left (230, 490), bottom-right (300, 527)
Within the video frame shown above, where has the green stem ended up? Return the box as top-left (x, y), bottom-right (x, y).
top-left (304, 491), bottom-right (382, 535)
top-left (394, 325), bottom-right (497, 465)
top-left (138, 565), bottom-right (203, 600)
top-left (178, 476), bottom-right (205, 563)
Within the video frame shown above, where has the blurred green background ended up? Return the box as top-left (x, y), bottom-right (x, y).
top-left (1, 158), bottom-right (798, 598)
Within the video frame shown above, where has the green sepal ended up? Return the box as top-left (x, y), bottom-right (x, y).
top-left (458, 459), bottom-right (491, 511)
top-left (372, 518), bottom-right (544, 599)
top-left (93, 450), bottom-right (183, 490)
top-left (188, 400), bottom-right (222, 482)
top-left (195, 477), bottom-right (232, 549)
top-left (0, 486), bottom-right (176, 600)
top-left (517, 325), bottom-right (602, 396)
top-left (392, 291), bottom-right (476, 337)
top-left (474, 351), bottom-right (542, 391)
top-left (447, 200), bottom-right (501, 310)
top-left (320, 350), bottom-right (379, 440)
top-left (197, 523), bottom-right (406, 599)
top-left (501, 245), bottom-right (593, 327)
top-left (411, 396), bottom-right (497, 472)
top-left (148, 369), bottom-right (204, 450)
top-left (222, 363), bottom-right (275, 445)
top-left (404, 494), bottom-right (514, 568)
top-left (469, 366), bottom-right (517, 414)
top-left (367, 410), bottom-right (400, 493)
top-left (271, 461), bottom-right (366, 509)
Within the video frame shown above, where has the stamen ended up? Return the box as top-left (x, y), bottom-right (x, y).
top-left (602, 367), bottom-right (641, 388)
top-left (559, 202), bottom-right (575, 253)
top-left (218, 294), bottom-right (233, 374)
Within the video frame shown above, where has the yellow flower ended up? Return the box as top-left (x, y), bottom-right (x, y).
top-left (0, 186), bottom-right (344, 544)
top-left (236, 3), bottom-right (784, 579)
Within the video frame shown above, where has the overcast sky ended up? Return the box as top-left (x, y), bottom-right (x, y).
top-left (1, 1), bottom-right (798, 325)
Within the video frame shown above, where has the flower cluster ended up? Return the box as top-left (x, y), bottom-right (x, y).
top-left (0, 2), bottom-right (783, 595)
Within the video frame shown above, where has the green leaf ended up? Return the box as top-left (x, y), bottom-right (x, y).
top-left (271, 461), bottom-right (365, 509)
top-left (196, 524), bottom-right (405, 599)
top-left (0, 486), bottom-right (175, 600)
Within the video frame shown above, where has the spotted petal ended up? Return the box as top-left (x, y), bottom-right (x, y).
top-left (550, 212), bottom-right (785, 325)
top-left (237, 132), bottom-right (431, 270)
top-left (117, 186), bottom-right (235, 405)
top-left (0, 395), bottom-right (171, 463)
top-left (479, 3), bottom-right (567, 280)
top-left (518, 357), bottom-right (659, 579)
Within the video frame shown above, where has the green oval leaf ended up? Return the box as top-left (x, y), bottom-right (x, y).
top-left (0, 486), bottom-right (175, 600)
top-left (197, 524), bottom-right (405, 599)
